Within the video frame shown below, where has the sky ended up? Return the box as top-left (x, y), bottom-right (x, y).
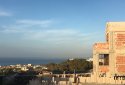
top-left (0, 0), bottom-right (125, 60)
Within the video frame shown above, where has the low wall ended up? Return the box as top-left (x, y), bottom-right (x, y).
top-left (69, 76), bottom-right (125, 84)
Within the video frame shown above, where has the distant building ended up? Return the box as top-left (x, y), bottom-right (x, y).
top-left (38, 70), bottom-right (52, 76)
top-left (16, 64), bottom-right (21, 68)
top-left (86, 58), bottom-right (93, 62)
top-left (68, 58), bottom-right (74, 61)
top-left (27, 64), bottom-right (32, 67)
top-left (21, 67), bottom-right (29, 71)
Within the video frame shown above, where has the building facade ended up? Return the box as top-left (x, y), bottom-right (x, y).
top-left (93, 22), bottom-right (125, 78)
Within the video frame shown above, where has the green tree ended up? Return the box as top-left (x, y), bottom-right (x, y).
top-left (46, 58), bottom-right (93, 74)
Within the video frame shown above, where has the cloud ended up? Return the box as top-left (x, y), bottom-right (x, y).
top-left (0, 18), bottom-right (100, 46)
top-left (16, 19), bottom-right (53, 27)
top-left (0, 25), bottom-right (25, 33)
top-left (0, 24), bottom-right (99, 44)
top-left (0, 19), bottom-right (54, 33)
top-left (23, 29), bottom-right (77, 40)
top-left (0, 11), bottom-right (12, 16)
top-left (23, 29), bottom-right (97, 43)
top-left (0, 28), bottom-right (23, 34)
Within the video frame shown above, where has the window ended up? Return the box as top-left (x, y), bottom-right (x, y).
top-left (106, 33), bottom-right (109, 42)
top-left (99, 54), bottom-right (109, 65)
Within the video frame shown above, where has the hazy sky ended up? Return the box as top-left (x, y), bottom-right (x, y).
top-left (0, 0), bottom-right (125, 59)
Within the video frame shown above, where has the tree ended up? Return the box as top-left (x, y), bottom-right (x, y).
top-left (46, 58), bottom-right (93, 74)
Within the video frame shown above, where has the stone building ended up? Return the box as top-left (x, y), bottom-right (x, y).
top-left (68, 22), bottom-right (125, 84)
top-left (93, 22), bottom-right (125, 78)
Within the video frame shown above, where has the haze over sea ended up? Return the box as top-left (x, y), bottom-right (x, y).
top-left (0, 57), bottom-right (65, 66)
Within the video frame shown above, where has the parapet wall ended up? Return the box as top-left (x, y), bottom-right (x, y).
top-left (69, 76), bottom-right (125, 84)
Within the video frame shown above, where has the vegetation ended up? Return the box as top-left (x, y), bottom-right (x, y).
top-left (0, 58), bottom-right (93, 84)
top-left (0, 68), bottom-right (17, 76)
top-left (46, 58), bottom-right (93, 74)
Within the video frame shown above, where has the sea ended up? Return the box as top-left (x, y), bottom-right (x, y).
top-left (0, 57), bottom-right (65, 66)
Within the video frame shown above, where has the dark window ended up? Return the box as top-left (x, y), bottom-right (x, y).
top-left (99, 54), bottom-right (109, 65)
